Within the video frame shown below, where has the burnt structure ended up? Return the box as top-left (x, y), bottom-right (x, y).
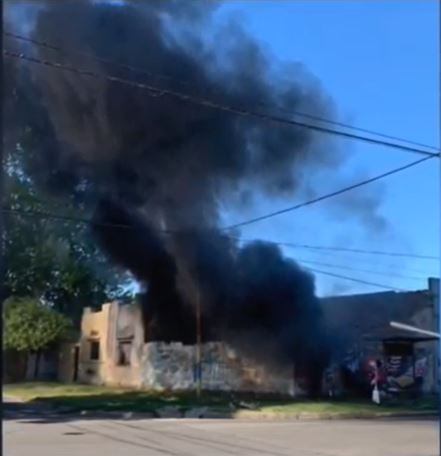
top-left (5, 0), bottom-right (385, 393)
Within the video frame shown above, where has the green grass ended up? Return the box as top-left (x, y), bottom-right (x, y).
top-left (3, 382), bottom-right (232, 413)
top-left (3, 382), bottom-right (437, 417)
top-left (4, 382), bottom-right (116, 401)
top-left (258, 399), bottom-right (436, 416)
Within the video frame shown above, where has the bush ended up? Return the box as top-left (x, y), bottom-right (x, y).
top-left (3, 296), bottom-right (72, 353)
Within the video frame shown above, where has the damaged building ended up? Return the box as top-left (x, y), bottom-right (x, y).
top-left (57, 277), bottom-right (439, 397)
top-left (5, 1), bottom-right (439, 398)
top-left (59, 301), bottom-right (300, 396)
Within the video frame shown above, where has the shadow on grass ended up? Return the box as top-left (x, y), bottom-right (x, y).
top-left (4, 387), bottom-right (437, 425)
top-left (3, 399), bottom-right (232, 424)
top-left (3, 390), bottom-right (263, 423)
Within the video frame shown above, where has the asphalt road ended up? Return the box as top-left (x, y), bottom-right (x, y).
top-left (4, 402), bottom-right (438, 456)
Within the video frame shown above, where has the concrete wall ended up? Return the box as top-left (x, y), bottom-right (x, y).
top-left (76, 302), bottom-right (299, 395)
top-left (140, 342), bottom-right (297, 395)
top-left (104, 302), bottom-right (144, 388)
top-left (77, 302), bottom-right (145, 387)
top-left (77, 304), bottom-right (111, 385)
top-left (322, 278), bottom-right (439, 394)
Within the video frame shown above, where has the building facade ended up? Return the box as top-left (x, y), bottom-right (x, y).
top-left (60, 301), bottom-right (298, 395)
top-left (321, 277), bottom-right (439, 396)
top-left (57, 278), bottom-right (439, 397)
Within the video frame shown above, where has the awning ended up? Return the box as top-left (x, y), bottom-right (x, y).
top-left (363, 329), bottom-right (438, 343)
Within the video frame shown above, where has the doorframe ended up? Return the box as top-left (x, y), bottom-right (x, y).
top-left (73, 345), bottom-right (80, 382)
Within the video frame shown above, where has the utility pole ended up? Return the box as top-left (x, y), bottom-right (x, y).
top-left (0, 1), bottom-right (3, 294)
top-left (1, 1), bottom-right (5, 441)
top-left (434, 2), bottom-right (441, 453)
top-left (195, 287), bottom-right (202, 399)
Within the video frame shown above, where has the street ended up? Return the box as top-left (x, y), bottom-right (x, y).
top-left (4, 403), bottom-right (437, 456)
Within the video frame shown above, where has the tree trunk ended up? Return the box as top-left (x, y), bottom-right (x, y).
top-left (34, 350), bottom-right (41, 380)
top-left (21, 352), bottom-right (28, 381)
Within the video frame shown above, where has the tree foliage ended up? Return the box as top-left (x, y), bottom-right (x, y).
top-left (3, 144), bottom-right (131, 324)
top-left (3, 297), bottom-right (72, 352)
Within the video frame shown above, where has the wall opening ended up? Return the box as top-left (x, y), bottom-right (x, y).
top-left (89, 340), bottom-right (100, 361)
top-left (117, 340), bottom-right (132, 366)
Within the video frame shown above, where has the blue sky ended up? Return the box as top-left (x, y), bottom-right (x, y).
top-left (214, 0), bottom-right (439, 296)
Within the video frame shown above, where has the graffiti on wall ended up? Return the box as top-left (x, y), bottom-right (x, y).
top-left (201, 361), bottom-right (229, 385)
top-left (385, 355), bottom-right (428, 392)
top-left (333, 345), bottom-right (431, 396)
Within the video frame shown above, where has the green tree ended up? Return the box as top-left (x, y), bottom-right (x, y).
top-left (3, 297), bottom-right (72, 378)
top-left (3, 145), bottom-right (130, 324)
top-left (3, 50), bottom-right (131, 323)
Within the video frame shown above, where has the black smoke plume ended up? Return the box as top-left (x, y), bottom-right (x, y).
top-left (5, 0), bottom-right (336, 390)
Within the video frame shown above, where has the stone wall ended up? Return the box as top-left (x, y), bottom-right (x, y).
top-left (140, 341), bottom-right (297, 396)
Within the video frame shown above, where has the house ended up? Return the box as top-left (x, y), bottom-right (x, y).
top-left (57, 277), bottom-right (439, 397)
top-left (321, 277), bottom-right (439, 396)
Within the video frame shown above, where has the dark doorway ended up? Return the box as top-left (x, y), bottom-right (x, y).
top-left (73, 346), bottom-right (80, 382)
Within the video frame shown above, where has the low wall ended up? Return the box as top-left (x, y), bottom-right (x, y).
top-left (140, 342), bottom-right (298, 396)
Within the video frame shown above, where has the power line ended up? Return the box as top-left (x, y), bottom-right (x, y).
top-left (3, 37), bottom-right (435, 298)
top-left (5, 51), bottom-right (437, 232)
top-left (4, 206), bottom-right (428, 289)
top-left (3, 201), bottom-right (419, 291)
top-left (273, 241), bottom-right (440, 270)
top-left (307, 267), bottom-right (410, 292)
top-left (307, 254), bottom-right (439, 276)
top-left (296, 257), bottom-right (427, 281)
top-left (273, 239), bottom-right (439, 261)
top-left (5, 31), bottom-right (440, 153)
top-left (294, 247), bottom-right (440, 273)
top-left (1, 207), bottom-right (149, 231)
top-left (223, 154), bottom-right (437, 231)
top-left (4, 50), bottom-right (440, 159)
top-left (4, 206), bottom-right (439, 262)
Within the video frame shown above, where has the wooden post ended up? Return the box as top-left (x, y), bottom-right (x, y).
top-left (292, 363), bottom-right (296, 398)
top-left (196, 288), bottom-right (202, 398)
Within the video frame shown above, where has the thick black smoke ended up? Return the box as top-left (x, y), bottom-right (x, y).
top-left (6, 0), bottom-right (335, 387)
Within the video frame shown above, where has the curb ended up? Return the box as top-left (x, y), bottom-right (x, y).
top-left (40, 407), bottom-right (437, 421)
top-left (232, 410), bottom-right (437, 421)
top-left (5, 395), bottom-right (436, 422)
top-left (3, 395), bottom-right (26, 404)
